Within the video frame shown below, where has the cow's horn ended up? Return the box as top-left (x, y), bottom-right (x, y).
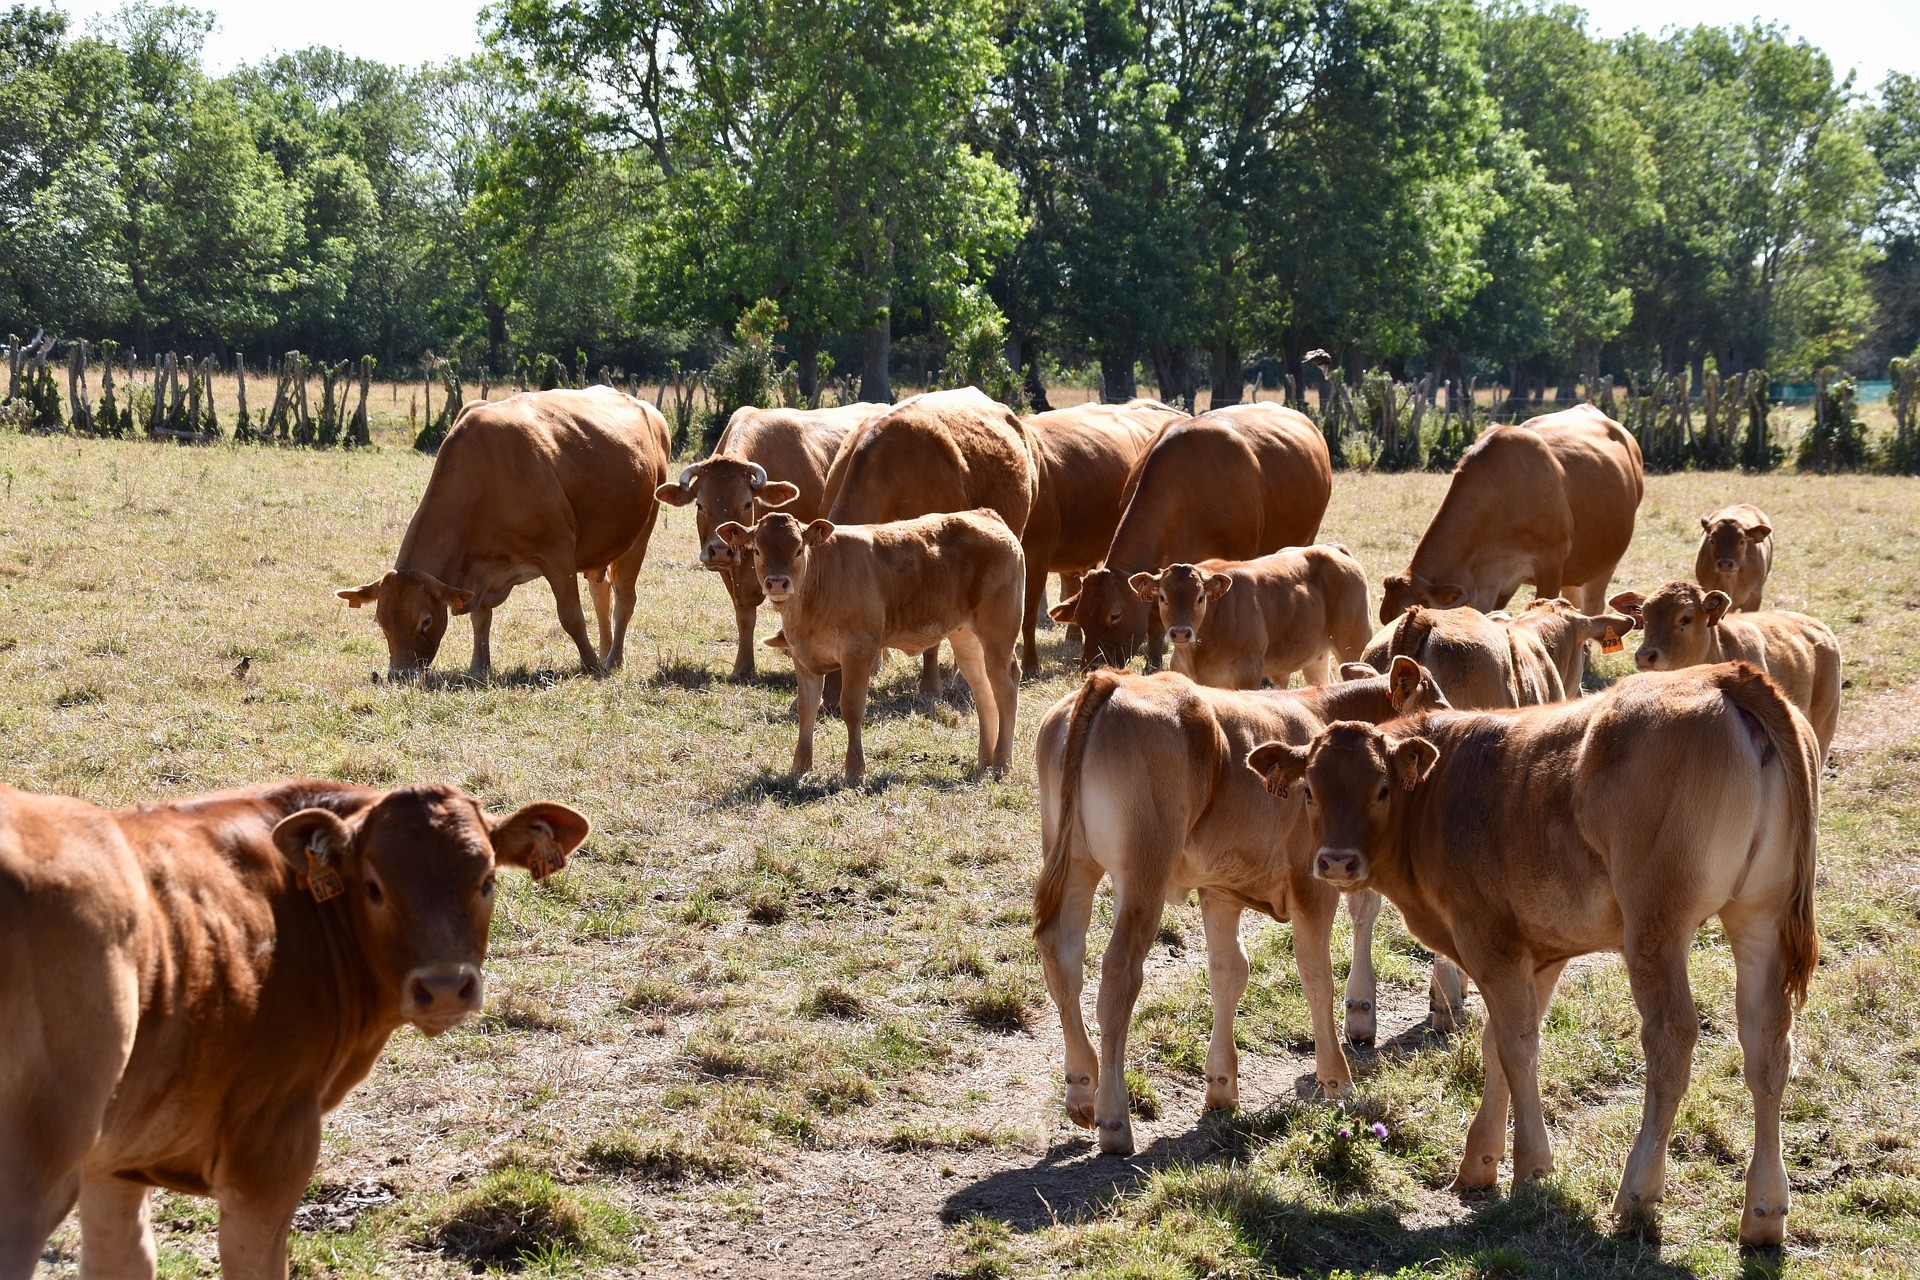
top-left (747, 461), bottom-right (768, 489)
top-left (678, 464), bottom-right (699, 488)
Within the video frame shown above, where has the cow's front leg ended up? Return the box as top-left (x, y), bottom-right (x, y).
top-left (1291, 881), bottom-right (1353, 1097)
top-left (546, 569), bottom-right (604, 676)
top-left (216, 1119), bottom-right (317, 1280)
top-left (1197, 890), bottom-right (1248, 1110)
top-left (792, 664), bottom-right (825, 778)
top-left (466, 604), bottom-right (494, 681)
top-left (1344, 889), bottom-right (1382, 1046)
top-left (78, 1176), bottom-right (155, 1280)
top-left (586, 569), bottom-right (613, 659)
top-left (1615, 927), bottom-right (1698, 1222)
top-left (729, 584), bottom-right (758, 682)
top-left (837, 650), bottom-right (875, 785)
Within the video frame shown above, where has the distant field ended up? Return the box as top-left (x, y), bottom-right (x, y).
top-left (7, 433), bottom-right (1917, 1279)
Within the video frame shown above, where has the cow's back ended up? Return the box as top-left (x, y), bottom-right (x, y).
top-left (1026, 401), bottom-right (1176, 567)
top-left (824, 389), bottom-right (1038, 535)
top-left (717, 403), bottom-right (883, 521)
top-left (405, 387), bottom-right (670, 571)
top-left (1362, 607), bottom-right (1524, 709)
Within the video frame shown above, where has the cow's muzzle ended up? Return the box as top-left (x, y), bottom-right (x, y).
top-left (700, 540), bottom-right (739, 569)
top-left (1634, 648), bottom-right (1664, 670)
top-left (1166, 627), bottom-right (1196, 646)
top-left (403, 963), bottom-right (484, 1034)
top-left (1314, 848), bottom-right (1367, 886)
top-left (762, 575), bottom-right (793, 602)
top-left (1715, 558), bottom-right (1738, 573)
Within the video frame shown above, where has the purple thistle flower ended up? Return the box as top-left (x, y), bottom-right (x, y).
top-left (1338, 1127), bottom-right (1352, 1140)
top-left (1371, 1122), bottom-right (1390, 1140)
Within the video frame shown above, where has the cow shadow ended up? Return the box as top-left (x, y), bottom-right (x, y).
top-left (404, 665), bottom-right (576, 692)
top-left (706, 762), bottom-right (1002, 810)
top-left (944, 1117), bottom-right (1716, 1279)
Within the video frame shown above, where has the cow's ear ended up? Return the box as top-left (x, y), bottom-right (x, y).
top-left (272, 808), bottom-right (359, 901)
top-left (1432, 584), bottom-right (1466, 607)
top-left (1126, 572), bottom-right (1159, 602)
top-left (1608, 591), bottom-right (1645, 623)
top-left (1585, 610), bottom-right (1639, 641)
top-left (1389, 736), bottom-right (1440, 791)
top-left (1387, 655), bottom-right (1425, 710)
top-left (756, 481), bottom-right (801, 509)
top-left (654, 482), bottom-right (695, 506)
top-left (491, 802), bottom-right (591, 882)
top-left (1202, 573), bottom-right (1232, 601)
top-left (337, 576), bottom-right (387, 609)
top-left (1703, 590), bottom-right (1732, 626)
top-left (1746, 523), bottom-right (1771, 542)
top-left (803, 520), bottom-right (835, 547)
top-left (1339, 662), bottom-right (1377, 682)
top-left (1699, 514), bottom-right (1712, 532)
top-left (439, 586), bottom-right (476, 615)
top-left (1246, 740), bottom-right (1309, 799)
top-left (1048, 594), bottom-right (1080, 624)
top-left (715, 521), bottom-right (753, 549)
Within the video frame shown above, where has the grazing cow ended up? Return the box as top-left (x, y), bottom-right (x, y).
top-left (717, 510), bottom-right (1024, 784)
top-left (822, 388), bottom-right (1038, 698)
top-left (1022, 399), bottom-right (1185, 676)
top-left (1127, 545), bottom-right (1373, 691)
top-left (1380, 404), bottom-right (1643, 623)
top-left (1032, 658), bottom-right (1452, 1153)
top-left (1051, 403), bottom-right (1332, 670)
top-left (1352, 595), bottom-right (1638, 1037)
top-left (1247, 662), bottom-right (1820, 1247)
top-left (1695, 504), bottom-right (1774, 612)
top-left (654, 402), bottom-right (885, 680)
top-left (0, 779), bottom-right (589, 1280)
top-left (338, 387), bottom-right (672, 679)
top-left (1610, 580), bottom-right (1841, 757)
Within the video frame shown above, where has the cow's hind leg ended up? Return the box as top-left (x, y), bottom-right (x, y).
top-left (546, 568), bottom-right (604, 676)
top-left (948, 629), bottom-right (999, 772)
top-left (1614, 921), bottom-right (1699, 1227)
top-left (1344, 889), bottom-right (1381, 1046)
top-left (1720, 901), bottom-right (1795, 1249)
top-left (77, 1177), bottom-right (155, 1280)
top-left (586, 568), bottom-right (613, 661)
top-left (1035, 855), bottom-right (1103, 1127)
top-left (1430, 958), bottom-right (1467, 1034)
top-left (1093, 878), bottom-right (1163, 1154)
top-left (1197, 890), bottom-right (1248, 1109)
top-left (605, 534), bottom-right (651, 671)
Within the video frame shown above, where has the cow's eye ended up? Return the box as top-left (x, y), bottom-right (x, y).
top-left (1301, 786), bottom-right (1314, 805)
top-left (1679, 615), bottom-right (1693, 627)
top-left (480, 872), bottom-right (496, 898)
top-left (365, 877), bottom-right (385, 907)
top-left (418, 615), bottom-right (433, 634)
top-left (1377, 784), bottom-right (1390, 802)
top-left (1107, 611), bottom-right (1122, 624)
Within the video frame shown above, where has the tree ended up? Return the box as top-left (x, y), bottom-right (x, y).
top-left (1863, 73), bottom-right (1920, 372)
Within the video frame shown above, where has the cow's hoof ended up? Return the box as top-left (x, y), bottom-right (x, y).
top-left (1095, 1117), bottom-right (1134, 1156)
top-left (1345, 1000), bottom-right (1377, 1046)
top-left (1738, 1198), bottom-right (1787, 1250)
top-left (1430, 1004), bottom-right (1457, 1036)
top-left (1203, 1076), bottom-right (1238, 1110)
top-left (1451, 1152), bottom-right (1500, 1191)
top-left (1317, 1076), bottom-right (1352, 1101)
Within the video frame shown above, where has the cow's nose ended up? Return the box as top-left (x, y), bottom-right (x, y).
top-left (404, 964), bottom-right (483, 1028)
top-left (1167, 626), bottom-right (1195, 645)
top-left (1636, 648), bottom-right (1660, 669)
top-left (1716, 558), bottom-right (1737, 572)
top-left (1316, 849), bottom-right (1363, 882)
top-left (699, 540), bottom-right (733, 566)
top-left (763, 575), bottom-right (792, 595)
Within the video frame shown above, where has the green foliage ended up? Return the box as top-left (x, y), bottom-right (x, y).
top-left (699, 300), bottom-right (791, 452)
top-left (1797, 367), bottom-right (1872, 471)
top-left (937, 284), bottom-right (1022, 409)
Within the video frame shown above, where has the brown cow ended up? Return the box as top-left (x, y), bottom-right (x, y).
top-left (1032, 658), bottom-right (1452, 1153)
top-left (0, 779), bottom-right (589, 1279)
top-left (1126, 545), bottom-right (1373, 690)
top-left (822, 388), bottom-right (1038, 698)
top-left (1247, 662), bottom-right (1820, 1247)
top-left (717, 510), bottom-right (1024, 785)
top-left (654, 402), bottom-right (885, 680)
top-left (338, 387), bottom-right (672, 679)
top-left (1352, 595), bottom-right (1638, 1037)
top-left (1610, 580), bottom-right (1841, 757)
top-left (1380, 404), bottom-right (1643, 623)
top-left (1021, 399), bottom-right (1184, 676)
top-left (1051, 403), bottom-right (1332, 670)
top-left (1695, 503), bottom-right (1774, 611)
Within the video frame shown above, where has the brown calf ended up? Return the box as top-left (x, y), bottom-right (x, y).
top-left (1694, 504), bottom-right (1774, 612)
top-left (338, 387), bottom-right (670, 679)
top-left (1128, 545), bottom-right (1373, 690)
top-left (0, 780), bottom-right (588, 1280)
top-left (655, 403), bottom-right (884, 680)
top-left (1349, 596), bottom-right (1638, 1036)
top-left (718, 510), bottom-right (1024, 784)
top-left (1610, 580), bottom-right (1841, 757)
top-left (1248, 663), bottom-right (1819, 1248)
top-left (1031, 658), bottom-right (1450, 1154)
top-left (1381, 404), bottom-right (1643, 623)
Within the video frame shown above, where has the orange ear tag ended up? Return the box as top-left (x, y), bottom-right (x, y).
top-left (527, 828), bottom-right (568, 882)
top-left (1264, 776), bottom-right (1289, 800)
top-left (306, 848), bottom-right (344, 902)
top-left (1601, 628), bottom-right (1624, 655)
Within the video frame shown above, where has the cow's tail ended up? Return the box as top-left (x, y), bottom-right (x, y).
top-left (1034, 669), bottom-right (1124, 940)
top-left (1719, 662), bottom-right (1820, 1007)
top-left (1388, 606), bottom-right (1434, 663)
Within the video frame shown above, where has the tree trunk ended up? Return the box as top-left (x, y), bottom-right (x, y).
top-left (795, 331), bottom-right (821, 405)
top-left (1099, 349), bottom-right (1136, 403)
top-left (861, 296), bottom-right (892, 403)
top-left (485, 298), bottom-right (508, 371)
top-left (1209, 337), bottom-right (1241, 408)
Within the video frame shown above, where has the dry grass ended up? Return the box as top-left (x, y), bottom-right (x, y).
top-left (10, 432), bottom-right (1917, 1278)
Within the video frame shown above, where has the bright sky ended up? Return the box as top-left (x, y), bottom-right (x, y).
top-left (36, 0), bottom-right (1920, 94)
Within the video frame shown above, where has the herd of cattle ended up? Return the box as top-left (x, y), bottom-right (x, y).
top-left (1, 384), bottom-right (1848, 1274)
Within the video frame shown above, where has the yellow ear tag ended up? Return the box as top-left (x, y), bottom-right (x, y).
top-left (527, 827), bottom-right (567, 882)
top-left (1601, 628), bottom-right (1624, 655)
top-left (306, 848), bottom-right (344, 902)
